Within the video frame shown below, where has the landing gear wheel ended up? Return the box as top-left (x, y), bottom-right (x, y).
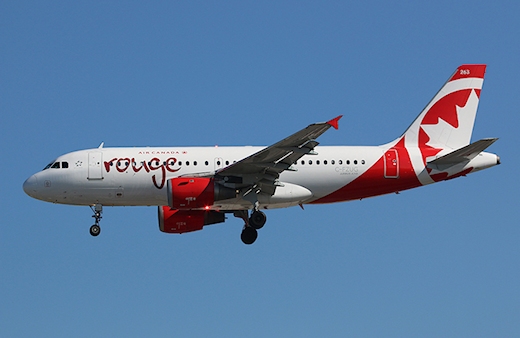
top-left (89, 204), bottom-right (103, 237)
top-left (90, 224), bottom-right (101, 237)
top-left (241, 227), bottom-right (258, 245)
top-left (249, 210), bottom-right (266, 230)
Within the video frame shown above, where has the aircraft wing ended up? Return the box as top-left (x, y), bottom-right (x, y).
top-left (215, 115), bottom-right (342, 195)
top-left (427, 138), bottom-right (498, 170)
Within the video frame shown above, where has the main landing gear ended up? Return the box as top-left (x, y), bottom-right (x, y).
top-left (236, 210), bottom-right (267, 245)
top-left (89, 204), bottom-right (102, 237)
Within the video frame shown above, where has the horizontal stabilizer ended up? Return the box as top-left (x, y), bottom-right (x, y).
top-left (427, 138), bottom-right (498, 170)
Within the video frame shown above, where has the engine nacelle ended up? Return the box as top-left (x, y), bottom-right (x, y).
top-left (167, 177), bottom-right (236, 209)
top-left (158, 206), bottom-right (226, 234)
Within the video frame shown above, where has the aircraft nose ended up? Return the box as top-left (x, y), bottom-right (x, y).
top-left (23, 175), bottom-right (39, 197)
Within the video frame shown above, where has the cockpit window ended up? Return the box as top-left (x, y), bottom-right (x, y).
top-left (43, 160), bottom-right (69, 170)
top-left (43, 161), bottom-right (55, 170)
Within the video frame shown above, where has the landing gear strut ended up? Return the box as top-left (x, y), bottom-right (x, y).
top-left (89, 204), bottom-right (102, 237)
top-left (235, 209), bottom-right (267, 245)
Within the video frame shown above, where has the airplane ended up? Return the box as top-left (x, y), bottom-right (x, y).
top-left (23, 64), bottom-right (500, 244)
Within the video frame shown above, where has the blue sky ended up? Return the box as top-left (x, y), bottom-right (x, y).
top-left (1, 1), bottom-right (519, 337)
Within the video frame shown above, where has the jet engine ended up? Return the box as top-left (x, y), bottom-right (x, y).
top-left (158, 207), bottom-right (226, 233)
top-left (167, 177), bottom-right (236, 209)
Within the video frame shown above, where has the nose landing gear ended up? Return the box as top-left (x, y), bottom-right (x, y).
top-left (89, 204), bottom-right (102, 237)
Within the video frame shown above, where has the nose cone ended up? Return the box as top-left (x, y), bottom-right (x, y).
top-left (23, 175), bottom-right (39, 197)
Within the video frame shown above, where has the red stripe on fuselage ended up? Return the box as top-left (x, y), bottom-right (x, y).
top-left (311, 137), bottom-right (422, 204)
top-left (430, 167), bottom-right (473, 182)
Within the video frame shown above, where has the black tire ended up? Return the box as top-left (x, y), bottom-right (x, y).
top-left (241, 227), bottom-right (258, 245)
top-left (90, 224), bottom-right (101, 237)
top-left (249, 210), bottom-right (266, 230)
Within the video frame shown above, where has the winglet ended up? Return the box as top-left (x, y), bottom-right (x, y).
top-left (327, 115), bottom-right (343, 130)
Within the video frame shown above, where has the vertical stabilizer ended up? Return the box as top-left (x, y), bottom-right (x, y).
top-left (402, 64), bottom-right (486, 151)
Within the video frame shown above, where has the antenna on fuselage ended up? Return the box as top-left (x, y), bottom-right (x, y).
top-left (98, 142), bottom-right (104, 149)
